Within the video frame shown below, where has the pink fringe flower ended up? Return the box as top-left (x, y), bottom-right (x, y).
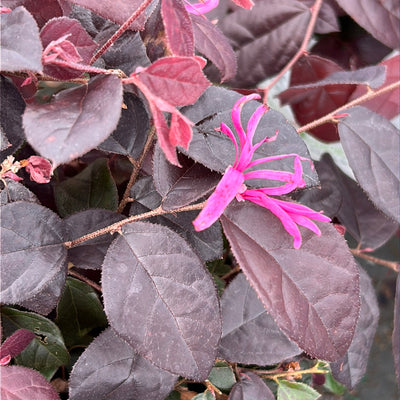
top-left (185, 0), bottom-right (219, 15)
top-left (192, 94), bottom-right (330, 249)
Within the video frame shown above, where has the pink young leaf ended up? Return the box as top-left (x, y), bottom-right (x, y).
top-left (0, 329), bottom-right (35, 360)
top-left (24, 156), bottom-right (52, 183)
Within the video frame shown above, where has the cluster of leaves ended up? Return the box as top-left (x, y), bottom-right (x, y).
top-left (0, 0), bottom-right (399, 399)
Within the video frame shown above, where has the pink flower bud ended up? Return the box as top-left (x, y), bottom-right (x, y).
top-left (25, 156), bottom-right (52, 183)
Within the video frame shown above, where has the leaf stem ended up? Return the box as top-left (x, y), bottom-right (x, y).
top-left (297, 80), bottom-right (400, 133)
top-left (262, 0), bottom-right (323, 102)
top-left (90, 0), bottom-right (154, 65)
top-left (68, 269), bottom-right (102, 292)
top-left (64, 201), bottom-right (208, 249)
top-left (350, 248), bottom-right (399, 272)
top-left (117, 126), bottom-right (157, 213)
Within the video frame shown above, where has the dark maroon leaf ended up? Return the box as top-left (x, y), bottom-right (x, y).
top-left (161, 0), bottom-right (194, 56)
top-left (219, 273), bottom-right (301, 365)
top-left (335, 0), bottom-right (399, 49)
top-left (65, 209), bottom-right (124, 270)
top-left (296, 154), bottom-right (398, 250)
top-left (331, 265), bottom-right (379, 389)
top-left (0, 76), bottom-right (26, 158)
top-left (99, 92), bottom-right (149, 159)
top-left (229, 371), bottom-right (275, 400)
top-left (393, 274), bottom-right (400, 392)
top-left (217, 0), bottom-right (310, 87)
top-left (190, 13), bottom-right (236, 82)
top-left (40, 16), bottom-right (98, 79)
top-left (182, 86), bottom-right (318, 187)
top-left (153, 144), bottom-right (220, 211)
top-left (130, 176), bottom-right (223, 263)
top-left (69, 327), bottom-right (177, 400)
top-left (69, 0), bottom-right (158, 31)
top-left (0, 6), bottom-right (43, 73)
top-left (0, 365), bottom-right (60, 400)
top-left (278, 54), bottom-right (355, 142)
top-left (0, 179), bottom-right (39, 206)
top-left (221, 201), bottom-right (360, 361)
top-left (23, 75), bottom-right (123, 168)
top-left (0, 201), bottom-right (67, 312)
top-left (298, 0), bottom-right (340, 34)
top-left (2, 0), bottom-right (63, 28)
top-left (0, 329), bottom-right (35, 359)
top-left (102, 221), bottom-right (221, 380)
top-left (338, 106), bottom-right (400, 223)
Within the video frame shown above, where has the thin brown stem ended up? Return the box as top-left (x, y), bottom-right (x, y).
top-left (68, 269), bottom-right (102, 292)
top-left (117, 126), bottom-right (157, 213)
top-left (350, 248), bottom-right (399, 272)
top-left (90, 0), bottom-right (153, 65)
top-left (262, 0), bottom-right (323, 102)
top-left (64, 201), bottom-right (208, 249)
top-left (297, 80), bottom-right (400, 133)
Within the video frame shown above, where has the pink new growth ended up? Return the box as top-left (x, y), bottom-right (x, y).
top-left (192, 94), bottom-right (330, 249)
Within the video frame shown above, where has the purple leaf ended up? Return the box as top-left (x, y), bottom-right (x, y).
top-left (0, 365), bottom-right (60, 400)
top-left (335, 0), bottom-right (399, 49)
top-left (217, 0), bottom-right (311, 87)
top-left (229, 372), bottom-right (275, 400)
top-left (69, 327), bottom-right (177, 400)
top-left (182, 86), bottom-right (318, 187)
top-left (190, 13), bottom-right (236, 82)
top-left (23, 75), bottom-right (123, 168)
top-left (221, 201), bottom-right (360, 361)
top-left (102, 221), bottom-right (221, 380)
top-left (0, 179), bottom-right (39, 206)
top-left (153, 144), bottom-right (220, 211)
top-left (298, 0), bottom-right (340, 34)
top-left (0, 6), bottom-right (43, 73)
top-left (338, 106), bottom-right (400, 223)
top-left (65, 209), bottom-right (124, 270)
top-left (393, 274), bottom-right (400, 392)
top-left (331, 265), bottom-right (379, 389)
top-left (0, 329), bottom-right (35, 359)
top-left (0, 202), bottom-right (67, 313)
top-left (219, 273), bottom-right (301, 365)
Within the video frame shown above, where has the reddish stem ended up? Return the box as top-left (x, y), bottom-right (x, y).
top-left (350, 248), bottom-right (399, 273)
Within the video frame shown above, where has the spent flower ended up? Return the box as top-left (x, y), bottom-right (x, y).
top-left (192, 94), bottom-right (330, 249)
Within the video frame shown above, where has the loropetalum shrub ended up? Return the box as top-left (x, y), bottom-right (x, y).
top-left (0, 0), bottom-right (399, 399)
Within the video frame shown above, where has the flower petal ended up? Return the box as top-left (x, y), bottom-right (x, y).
top-left (185, 0), bottom-right (219, 15)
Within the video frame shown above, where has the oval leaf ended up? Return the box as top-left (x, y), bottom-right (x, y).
top-left (277, 380), bottom-right (321, 400)
top-left (102, 221), bottom-right (221, 380)
top-left (338, 106), bottom-right (400, 223)
top-left (221, 201), bottom-right (360, 361)
top-left (219, 273), bottom-right (301, 365)
top-left (229, 372), bottom-right (275, 400)
top-left (23, 75), bottom-right (123, 168)
top-left (0, 201), bottom-right (67, 312)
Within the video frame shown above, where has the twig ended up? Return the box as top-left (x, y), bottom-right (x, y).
top-left (90, 0), bottom-right (153, 65)
top-left (262, 0), bottom-right (323, 102)
top-left (68, 269), bottom-right (102, 292)
top-left (350, 248), bottom-right (399, 273)
top-left (117, 126), bottom-right (157, 213)
top-left (64, 201), bottom-right (208, 249)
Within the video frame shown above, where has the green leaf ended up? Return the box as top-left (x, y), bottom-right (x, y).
top-left (208, 361), bottom-right (236, 391)
top-left (1, 307), bottom-right (69, 380)
top-left (192, 390), bottom-right (215, 400)
top-left (54, 158), bottom-right (118, 217)
top-left (55, 277), bottom-right (108, 348)
top-left (323, 373), bottom-right (346, 395)
top-left (164, 391), bottom-right (181, 400)
top-left (277, 380), bottom-right (321, 400)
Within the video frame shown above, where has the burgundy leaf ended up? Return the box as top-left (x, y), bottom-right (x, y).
top-left (23, 74), bottom-right (123, 168)
top-left (0, 202), bottom-right (67, 313)
top-left (338, 106), bottom-right (400, 223)
top-left (298, 0), bottom-right (340, 34)
top-left (0, 329), bottom-right (35, 359)
top-left (69, 327), bottom-right (178, 400)
top-left (349, 55), bottom-right (400, 120)
top-left (393, 274), bottom-right (400, 392)
top-left (219, 273), bottom-right (301, 365)
top-left (221, 201), bottom-right (360, 361)
top-left (331, 265), bottom-right (379, 389)
top-left (278, 54), bottom-right (355, 142)
top-left (40, 16), bottom-right (98, 79)
top-left (136, 56), bottom-right (210, 107)
top-left (0, 6), bottom-right (43, 73)
top-left (335, 0), bottom-right (399, 49)
top-left (153, 144), bottom-right (220, 211)
top-left (0, 365), bottom-right (60, 400)
top-left (217, 0), bottom-right (311, 87)
top-left (102, 221), bottom-right (221, 380)
top-left (229, 371), bottom-right (275, 400)
top-left (190, 13), bottom-right (236, 82)
top-left (161, 0), bottom-right (194, 56)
